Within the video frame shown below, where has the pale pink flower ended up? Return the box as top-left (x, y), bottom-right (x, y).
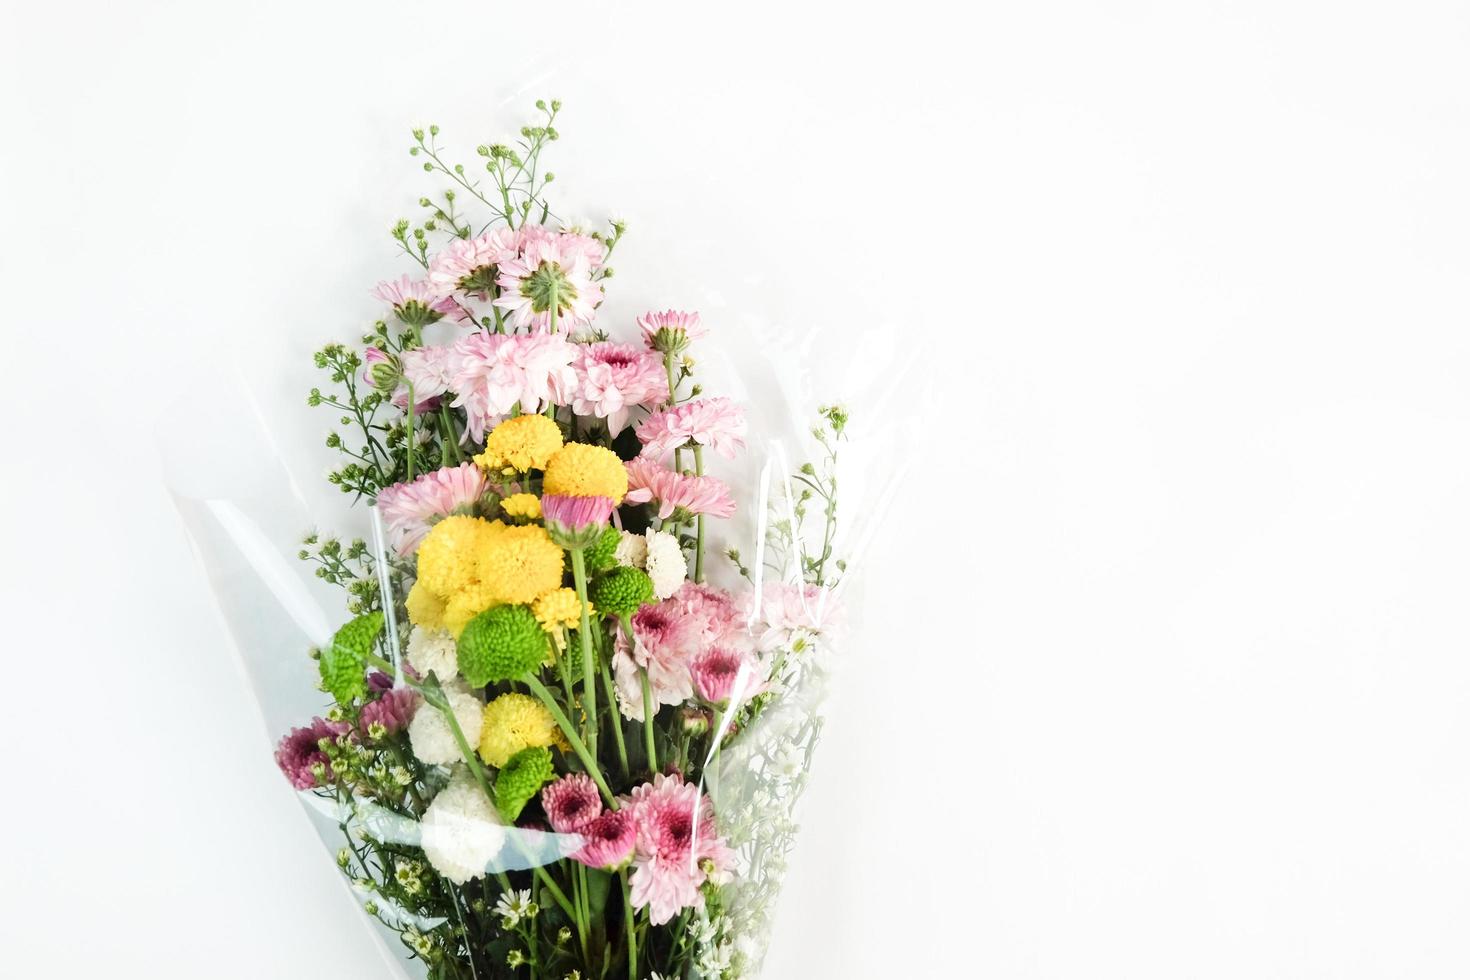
top-left (636, 309), bottom-right (707, 353)
top-left (571, 808), bottom-right (637, 871)
top-left (672, 582), bottom-right (741, 642)
top-left (572, 342), bottom-right (669, 434)
top-left (636, 397), bottom-right (747, 461)
top-left (372, 275), bottom-right (460, 320)
top-left (554, 229), bottom-right (609, 270)
top-left (741, 582), bottom-right (843, 653)
top-left (493, 232), bottom-right (605, 332)
top-left (426, 227), bottom-right (523, 298)
top-left (375, 462), bottom-right (489, 555)
top-left (611, 600), bottom-right (700, 721)
top-left (395, 345), bottom-right (458, 412)
top-left (626, 774), bottom-right (735, 925)
top-left (541, 774), bottom-right (603, 834)
top-left (625, 458), bottom-right (737, 521)
top-left (540, 494), bottom-right (614, 549)
top-left (689, 646), bottom-right (753, 705)
top-left (450, 333), bottom-right (578, 441)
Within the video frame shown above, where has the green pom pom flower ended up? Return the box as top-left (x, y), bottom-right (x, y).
top-left (588, 566), bottom-right (654, 617)
top-left (457, 605), bottom-right (548, 687)
top-left (583, 526), bottom-right (622, 572)
top-left (320, 611), bottom-right (384, 705)
top-left (495, 746), bottom-right (555, 822)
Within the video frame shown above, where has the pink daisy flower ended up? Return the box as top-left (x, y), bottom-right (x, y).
top-left (372, 274), bottom-right (460, 323)
top-left (611, 598), bottom-right (702, 721)
top-left (635, 397), bottom-right (747, 461)
top-left (275, 717), bottom-right (350, 790)
top-left (571, 808), bottom-right (637, 871)
top-left (359, 686), bottom-right (420, 736)
top-left (672, 582), bottom-right (741, 643)
top-left (541, 494), bottom-right (615, 549)
top-left (541, 774), bottom-right (603, 834)
top-left (572, 342), bottom-right (669, 435)
top-left (493, 232), bottom-right (605, 332)
top-left (636, 309), bottom-right (707, 354)
top-left (375, 462), bottom-right (489, 556)
top-left (625, 458), bottom-right (737, 521)
top-left (450, 332), bottom-right (578, 441)
top-left (742, 582), bottom-right (843, 651)
top-left (426, 227), bottom-right (523, 298)
top-left (626, 774), bottom-right (735, 925)
top-left (689, 645), bottom-right (753, 705)
top-left (396, 344), bottom-right (458, 412)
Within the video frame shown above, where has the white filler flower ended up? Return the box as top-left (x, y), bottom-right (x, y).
top-left (420, 770), bottom-right (506, 884)
top-left (406, 625), bottom-right (459, 682)
top-left (408, 684), bottom-right (483, 766)
top-left (614, 530), bottom-right (649, 569)
top-left (644, 529), bottom-right (687, 599)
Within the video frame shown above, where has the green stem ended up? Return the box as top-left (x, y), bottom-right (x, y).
top-left (640, 668), bottom-right (658, 772)
top-left (523, 674), bottom-right (617, 808)
top-left (405, 383), bottom-right (416, 482)
top-left (621, 870), bottom-right (637, 980)
top-left (570, 548), bottom-right (598, 760)
top-left (599, 656), bottom-right (630, 778)
top-left (693, 445), bottom-right (706, 582)
top-left (664, 353), bottom-right (678, 407)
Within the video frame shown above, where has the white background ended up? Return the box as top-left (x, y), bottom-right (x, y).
top-left (5, 1), bottom-right (1470, 977)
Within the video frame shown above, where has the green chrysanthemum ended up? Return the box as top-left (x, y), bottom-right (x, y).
top-left (320, 611), bottom-right (384, 705)
top-left (588, 566), bottom-right (654, 617)
top-left (583, 525), bottom-right (622, 572)
top-left (495, 746), bottom-right (555, 822)
top-left (457, 605), bottom-right (548, 687)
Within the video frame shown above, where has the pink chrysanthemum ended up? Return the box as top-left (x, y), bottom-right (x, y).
top-left (636, 309), bottom-right (707, 354)
top-left (275, 717), bottom-right (350, 790)
top-left (396, 345), bottom-right (458, 412)
top-left (541, 494), bottom-right (614, 549)
top-left (626, 774), bottom-right (735, 925)
top-left (742, 581), bottom-right (843, 651)
top-left (450, 333), bottom-right (578, 441)
top-left (572, 342), bottom-right (669, 434)
top-left (689, 646), bottom-right (752, 705)
top-left (673, 582), bottom-right (741, 643)
top-left (493, 232), bottom-right (605, 332)
top-left (612, 598), bottom-right (703, 720)
top-left (359, 686), bottom-right (420, 736)
top-left (635, 397), bottom-right (747, 461)
top-left (426, 227), bottom-right (523, 298)
top-left (375, 462), bottom-right (489, 556)
top-left (572, 808), bottom-right (638, 871)
top-left (625, 458), bottom-right (737, 521)
top-left (542, 774), bottom-right (604, 835)
top-left (372, 274), bottom-right (460, 321)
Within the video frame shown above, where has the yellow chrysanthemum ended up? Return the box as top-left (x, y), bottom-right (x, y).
top-left (500, 493), bottom-right (542, 521)
top-left (475, 414), bottom-right (564, 474)
top-left (405, 580), bottom-right (446, 631)
top-left (475, 524), bottom-right (565, 605)
top-left (478, 693), bottom-right (571, 767)
top-left (415, 515), bottom-right (500, 597)
top-left (542, 443), bottom-right (629, 503)
top-left (532, 587), bottom-right (594, 633)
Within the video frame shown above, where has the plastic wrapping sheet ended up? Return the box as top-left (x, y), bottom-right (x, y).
top-left (166, 104), bottom-right (912, 979)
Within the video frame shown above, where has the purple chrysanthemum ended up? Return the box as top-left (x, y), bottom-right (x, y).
top-left (275, 717), bottom-right (350, 790)
top-left (359, 686), bottom-right (420, 737)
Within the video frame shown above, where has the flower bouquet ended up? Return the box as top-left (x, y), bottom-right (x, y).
top-left (175, 101), bottom-right (894, 979)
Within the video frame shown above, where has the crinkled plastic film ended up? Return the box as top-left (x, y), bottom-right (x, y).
top-left (166, 104), bottom-right (912, 979)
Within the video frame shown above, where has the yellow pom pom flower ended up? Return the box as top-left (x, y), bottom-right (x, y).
top-left (405, 580), bottom-right (446, 631)
top-left (478, 692), bottom-right (571, 768)
top-left (543, 443), bottom-right (629, 503)
top-left (475, 414), bottom-right (564, 474)
top-left (475, 524), bottom-right (565, 605)
top-left (441, 581), bottom-right (501, 639)
top-left (532, 587), bottom-right (594, 632)
top-left (415, 515), bottom-right (500, 597)
top-left (500, 493), bottom-right (542, 521)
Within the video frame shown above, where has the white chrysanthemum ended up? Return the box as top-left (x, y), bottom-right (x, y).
top-left (644, 529), bottom-right (687, 599)
top-left (420, 769), bottom-right (506, 884)
top-left (407, 625), bottom-right (458, 682)
top-left (408, 686), bottom-right (483, 766)
top-left (614, 530), bottom-right (649, 569)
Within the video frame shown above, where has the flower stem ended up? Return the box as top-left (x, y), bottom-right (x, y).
top-left (599, 656), bottom-right (630, 778)
top-left (570, 548), bottom-right (598, 760)
top-left (693, 445), bottom-right (706, 583)
top-left (640, 668), bottom-right (658, 772)
top-left (523, 674), bottom-right (617, 808)
top-left (621, 870), bottom-right (638, 980)
top-left (405, 383), bottom-right (416, 482)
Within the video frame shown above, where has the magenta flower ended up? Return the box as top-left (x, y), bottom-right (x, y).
top-left (541, 774), bottom-right (603, 834)
top-left (572, 342), bottom-right (669, 434)
top-left (689, 646), bottom-right (751, 705)
top-left (450, 332), bottom-right (578, 442)
top-left (359, 686), bottom-right (420, 737)
top-left (636, 309), bottom-right (707, 354)
top-left (635, 397), bottom-right (747, 461)
top-left (275, 717), bottom-right (350, 790)
top-left (626, 774), bottom-right (735, 925)
top-left (571, 808), bottom-right (638, 871)
top-left (625, 458), bottom-right (736, 520)
top-left (541, 494), bottom-right (615, 549)
top-left (375, 462), bottom-right (489, 556)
